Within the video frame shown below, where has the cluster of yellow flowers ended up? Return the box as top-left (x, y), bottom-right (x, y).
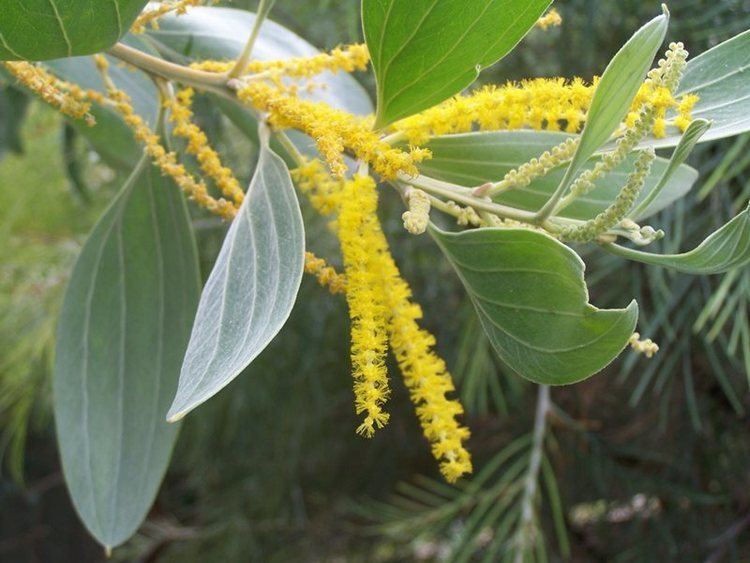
top-left (165, 87), bottom-right (245, 206)
top-left (536, 9), bottom-right (563, 30)
top-left (392, 77), bottom-right (698, 145)
top-left (2, 61), bottom-right (97, 125)
top-left (295, 163), bottom-right (471, 481)
top-left (236, 81), bottom-right (431, 179)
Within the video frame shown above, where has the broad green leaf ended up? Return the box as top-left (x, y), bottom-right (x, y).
top-left (431, 226), bottom-right (638, 385)
top-left (167, 128), bottom-right (305, 421)
top-left (148, 6), bottom-right (372, 115)
top-left (417, 131), bottom-right (698, 221)
top-left (53, 157), bottom-right (201, 548)
top-left (0, 0), bottom-right (149, 61)
top-left (548, 10), bottom-right (669, 214)
top-left (604, 204), bottom-right (750, 275)
top-left (649, 29), bottom-right (750, 147)
top-left (362, 0), bottom-right (552, 127)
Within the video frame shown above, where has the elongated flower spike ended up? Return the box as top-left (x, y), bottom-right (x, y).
top-left (165, 87), bottom-right (245, 206)
top-left (192, 43), bottom-right (370, 78)
top-left (338, 175), bottom-right (392, 437)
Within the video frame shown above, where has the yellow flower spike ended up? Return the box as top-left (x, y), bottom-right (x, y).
top-left (392, 78), bottom-right (697, 143)
top-left (165, 87), bottom-right (245, 206)
top-left (191, 43), bottom-right (370, 78)
top-left (3, 61), bottom-right (95, 125)
top-left (304, 251), bottom-right (347, 295)
top-left (374, 239), bottom-right (473, 483)
top-left (338, 175), bottom-right (391, 437)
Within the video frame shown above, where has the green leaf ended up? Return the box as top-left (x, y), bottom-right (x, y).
top-left (0, 1), bottom-right (149, 61)
top-left (649, 29), bottom-right (750, 147)
top-left (417, 131), bottom-right (698, 221)
top-left (362, 0), bottom-right (552, 127)
top-left (167, 128), bottom-right (305, 421)
top-left (53, 157), bottom-right (201, 548)
top-left (546, 10), bottom-right (669, 214)
top-left (431, 226), bottom-right (638, 385)
top-left (604, 204), bottom-right (750, 275)
top-left (148, 6), bottom-right (372, 115)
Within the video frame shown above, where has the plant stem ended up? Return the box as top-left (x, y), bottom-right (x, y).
top-left (534, 164), bottom-right (577, 223)
top-left (401, 173), bottom-right (572, 228)
top-left (514, 384), bottom-right (551, 563)
top-left (108, 43), bottom-right (231, 92)
top-left (228, 0), bottom-right (278, 78)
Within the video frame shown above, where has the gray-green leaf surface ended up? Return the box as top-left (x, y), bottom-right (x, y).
top-left (432, 226), bottom-right (638, 385)
top-left (167, 131), bottom-right (305, 421)
top-left (604, 204), bottom-right (750, 274)
top-left (0, 0), bottom-right (149, 61)
top-left (362, 0), bottom-right (551, 127)
top-left (53, 158), bottom-right (201, 548)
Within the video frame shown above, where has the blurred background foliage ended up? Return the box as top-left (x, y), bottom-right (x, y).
top-left (1, 0), bottom-right (750, 561)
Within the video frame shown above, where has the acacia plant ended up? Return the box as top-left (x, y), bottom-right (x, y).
top-left (1, 0), bottom-right (749, 552)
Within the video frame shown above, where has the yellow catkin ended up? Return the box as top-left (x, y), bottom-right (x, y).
top-left (3, 61), bottom-right (95, 124)
top-left (93, 56), bottom-right (236, 219)
top-left (392, 78), bottom-right (697, 145)
top-left (165, 87), bottom-right (245, 206)
top-left (536, 9), bottom-right (562, 30)
top-left (338, 175), bottom-right (391, 437)
top-left (131, 0), bottom-right (207, 33)
top-left (304, 251), bottom-right (347, 294)
top-left (237, 81), bottom-right (430, 179)
top-left (192, 43), bottom-right (370, 78)
top-left (379, 246), bottom-right (473, 482)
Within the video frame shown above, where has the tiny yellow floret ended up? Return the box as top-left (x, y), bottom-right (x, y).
top-left (536, 9), bottom-right (562, 30)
